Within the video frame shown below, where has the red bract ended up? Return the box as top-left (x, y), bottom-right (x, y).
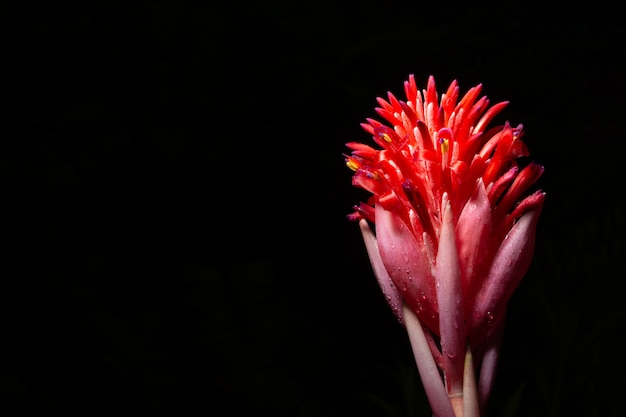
top-left (346, 75), bottom-right (545, 416)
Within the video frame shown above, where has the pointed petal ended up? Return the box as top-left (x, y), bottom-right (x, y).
top-left (359, 219), bottom-right (404, 323)
top-left (375, 205), bottom-right (438, 331)
top-left (435, 193), bottom-right (466, 394)
top-left (470, 197), bottom-right (545, 335)
top-left (477, 315), bottom-right (505, 413)
top-left (456, 178), bottom-right (492, 302)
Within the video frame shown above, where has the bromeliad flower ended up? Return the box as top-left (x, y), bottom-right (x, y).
top-left (345, 75), bottom-right (545, 417)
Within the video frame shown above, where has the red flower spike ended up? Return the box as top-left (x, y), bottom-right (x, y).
top-left (345, 75), bottom-right (545, 417)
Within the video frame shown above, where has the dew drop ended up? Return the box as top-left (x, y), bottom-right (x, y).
top-left (486, 311), bottom-right (494, 326)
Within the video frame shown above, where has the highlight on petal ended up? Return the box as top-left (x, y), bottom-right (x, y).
top-left (359, 219), bottom-right (404, 323)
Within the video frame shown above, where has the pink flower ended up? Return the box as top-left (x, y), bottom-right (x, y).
top-left (346, 75), bottom-right (545, 416)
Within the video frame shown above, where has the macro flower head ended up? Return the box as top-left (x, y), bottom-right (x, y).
top-left (345, 75), bottom-right (545, 414)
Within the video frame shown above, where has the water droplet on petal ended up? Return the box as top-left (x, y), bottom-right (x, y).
top-left (486, 311), bottom-right (494, 326)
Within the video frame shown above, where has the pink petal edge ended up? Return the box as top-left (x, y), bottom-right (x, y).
top-left (359, 219), bottom-right (404, 323)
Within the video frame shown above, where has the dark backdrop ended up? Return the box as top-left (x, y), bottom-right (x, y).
top-left (2, 1), bottom-right (624, 416)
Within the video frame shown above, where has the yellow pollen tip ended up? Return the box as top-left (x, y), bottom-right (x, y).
top-left (440, 138), bottom-right (449, 154)
top-left (346, 160), bottom-right (360, 171)
top-left (382, 133), bottom-right (393, 143)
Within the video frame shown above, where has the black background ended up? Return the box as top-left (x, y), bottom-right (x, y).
top-left (2, 1), bottom-right (625, 416)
